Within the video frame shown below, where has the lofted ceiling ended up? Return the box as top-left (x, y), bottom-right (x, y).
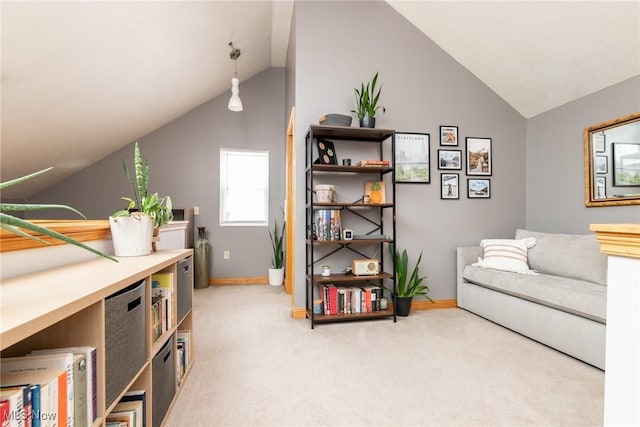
top-left (1, 1), bottom-right (639, 200)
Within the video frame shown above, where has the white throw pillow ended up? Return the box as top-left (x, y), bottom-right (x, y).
top-left (473, 237), bottom-right (537, 274)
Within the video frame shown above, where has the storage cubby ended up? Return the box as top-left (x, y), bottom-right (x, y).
top-left (0, 249), bottom-right (194, 427)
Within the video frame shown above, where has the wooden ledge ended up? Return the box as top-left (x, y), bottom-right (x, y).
top-left (0, 220), bottom-right (111, 253)
top-left (590, 223), bottom-right (640, 259)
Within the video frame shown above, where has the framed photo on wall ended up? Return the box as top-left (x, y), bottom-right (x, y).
top-left (595, 155), bottom-right (608, 174)
top-left (613, 142), bottom-right (640, 186)
top-left (438, 149), bottom-right (462, 170)
top-left (395, 132), bottom-right (430, 183)
top-left (466, 137), bottom-right (492, 176)
top-left (441, 173), bottom-right (459, 199)
top-left (595, 176), bottom-right (606, 199)
top-left (440, 126), bottom-right (459, 146)
top-left (467, 178), bottom-right (491, 198)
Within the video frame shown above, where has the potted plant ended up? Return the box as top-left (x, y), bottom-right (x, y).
top-left (351, 71), bottom-right (386, 128)
top-left (110, 141), bottom-right (173, 256)
top-left (0, 167), bottom-right (116, 261)
top-left (392, 247), bottom-right (433, 316)
top-left (268, 216), bottom-right (285, 286)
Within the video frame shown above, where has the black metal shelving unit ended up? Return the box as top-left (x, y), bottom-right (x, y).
top-left (305, 124), bottom-right (396, 329)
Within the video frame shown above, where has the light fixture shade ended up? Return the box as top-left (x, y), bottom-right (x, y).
top-left (228, 77), bottom-right (243, 112)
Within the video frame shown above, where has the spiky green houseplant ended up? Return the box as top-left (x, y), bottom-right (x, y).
top-left (0, 167), bottom-right (117, 261)
top-left (351, 71), bottom-right (386, 119)
top-left (112, 142), bottom-right (173, 229)
top-left (268, 217), bottom-right (285, 269)
top-left (392, 247), bottom-right (433, 301)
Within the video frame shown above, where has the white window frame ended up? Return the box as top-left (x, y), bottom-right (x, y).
top-left (219, 148), bottom-right (269, 226)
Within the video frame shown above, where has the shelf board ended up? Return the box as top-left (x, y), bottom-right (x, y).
top-left (307, 238), bottom-right (393, 245)
top-left (310, 202), bottom-right (393, 208)
top-left (308, 164), bottom-right (393, 174)
top-left (307, 272), bottom-right (393, 282)
top-left (311, 308), bottom-right (395, 323)
top-left (307, 124), bottom-right (394, 142)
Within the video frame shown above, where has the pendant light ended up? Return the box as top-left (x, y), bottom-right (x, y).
top-left (228, 42), bottom-right (243, 112)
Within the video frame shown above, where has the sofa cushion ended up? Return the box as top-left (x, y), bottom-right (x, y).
top-left (515, 229), bottom-right (607, 286)
top-left (463, 265), bottom-right (607, 323)
top-left (473, 238), bottom-right (537, 274)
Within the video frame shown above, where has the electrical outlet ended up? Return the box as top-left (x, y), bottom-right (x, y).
top-left (223, 250), bottom-right (230, 260)
top-left (193, 206), bottom-right (200, 215)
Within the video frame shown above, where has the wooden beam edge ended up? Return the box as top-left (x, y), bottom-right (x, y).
top-left (0, 220), bottom-right (111, 253)
top-left (590, 224), bottom-right (640, 259)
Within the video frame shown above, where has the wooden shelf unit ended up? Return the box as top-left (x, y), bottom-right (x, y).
top-left (305, 124), bottom-right (397, 328)
top-left (0, 249), bottom-right (194, 427)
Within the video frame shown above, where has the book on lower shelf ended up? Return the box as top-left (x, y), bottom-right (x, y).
top-left (176, 330), bottom-right (192, 385)
top-left (107, 396), bottom-right (144, 427)
top-left (152, 272), bottom-right (174, 334)
top-left (356, 160), bottom-right (390, 167)
top-left (319, 284), bottom-right (383, 315)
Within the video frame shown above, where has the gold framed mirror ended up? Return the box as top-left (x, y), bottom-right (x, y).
top-left (584, 112), bottom-right (640, 207)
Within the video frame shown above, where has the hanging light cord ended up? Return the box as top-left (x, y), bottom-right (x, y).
top-left (229, 42), bottom-right (241, 77)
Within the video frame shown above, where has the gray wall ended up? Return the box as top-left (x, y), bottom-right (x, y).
top-left (292, 1), bottom-right (527, 307)
top-left (30, 67), bottom-right (286, 278)
top-left (526, 76), bottom-right (640, 233)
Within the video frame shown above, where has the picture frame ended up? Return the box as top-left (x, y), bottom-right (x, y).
top-left (441, 173), bottom-right (459, 199)
top-left (395, 132), bottom-right (430, 183)
top-left (593, 133), bottom-right (606, 153)
top-left (438, 149), bottom-right (462, 170)
top-left (440, 126), bottom-right (458, 146)
top-left (595, 176), bottom-right (606, 199)
top-left (595, 155), bottom-right (608, 174)
top-left (466, 137), bottom-right (492, 176)
top-left (314, 138), bottom-right (338, 165)
top-left (613, 142), bottom-right (640, 187)
top-left (467, 178), bottom-right (491, 199)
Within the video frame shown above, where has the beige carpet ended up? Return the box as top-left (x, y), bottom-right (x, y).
top-left (164, 285), bottom-right (604, 427)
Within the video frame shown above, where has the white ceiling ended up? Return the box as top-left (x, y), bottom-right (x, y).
top-left (2, 1), bottom-right (639, 199)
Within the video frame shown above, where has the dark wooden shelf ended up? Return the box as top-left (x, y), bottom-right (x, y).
top-left (310, 308), bottom-right (395, 323)
top-left (307, 238), bottom-right (393, 245)
top-left (307, 124), bottom-right (394, 142)
top-left (307, 272), bottom-right (393, 283)
top-left (309, 202), bottom-right (394, 208)
top-left (308, 164), bottom-right (393, 174)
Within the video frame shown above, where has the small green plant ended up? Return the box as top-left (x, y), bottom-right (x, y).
top-left (268, 217), bottom-right (285, 269)
top-left (112, 141), bottom-right (173, 229)
top-left (392, 246), bottom-right (433, 301)
top-left (351, 71), bottom-right (386, 119)
top-left (0, 167), bottom-right (117, 261)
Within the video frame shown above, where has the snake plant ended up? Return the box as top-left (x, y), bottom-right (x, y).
top-left (351, 71), bottom-right (386, 119)
top-left (0, 167), bottom-right (117, 261)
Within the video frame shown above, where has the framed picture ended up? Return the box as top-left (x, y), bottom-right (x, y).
top-left (593, 133), bottom-right (606, 153)
top-left (314, 138), bottom-right (338, 165)
top-left (440, 126), bottom-right (458, 146)
top-left (613, 142), bottom-right (640, 186)
top-left (395, 132), bottom-right (430, 183)
top-left (441, 173), bottom-right (459, 199)
top-left (467, 178), bottom-right (491, 199)
top-left (466, 137), bottom-right (492, 176)
top-left (595, 176), bottom-right (606, 199)
top-left (438, 149), bottom-right (462, 170)
top-left (595, 155), bottom-right (608, 174)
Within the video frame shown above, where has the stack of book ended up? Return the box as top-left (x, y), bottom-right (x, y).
top-left (319, 284), bottom-right (383, 315)
top-left (1, 346), bottom-right (97, 427)
top-left (105, 390), bottom-right (145, 427)
top-left (355, 160), bottom-right (390, 167)
top-left (314, 210), bottom-right (342, 241)
top-left (176, 331), bottom-right (191, 386)
top-left (151, 273), bottom-right (174, 341)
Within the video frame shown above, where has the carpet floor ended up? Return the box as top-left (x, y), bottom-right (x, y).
top-left (164, 285), bottom-right (604, 427)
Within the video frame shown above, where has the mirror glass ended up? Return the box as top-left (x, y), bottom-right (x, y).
top-left (584, 112), bottom-right (640, 207)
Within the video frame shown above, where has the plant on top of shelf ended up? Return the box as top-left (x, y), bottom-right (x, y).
top-left (0, 167), bottom-right (117, 261)
top-left (110, 141), bottom-right (173, 256)
top-left (351, 71), bottom-right (386, 128)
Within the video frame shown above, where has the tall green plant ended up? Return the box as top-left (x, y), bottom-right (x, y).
top-left (351, 71), bottom-right (386, 119)
top-left (0, 167), bottom-right (117, 261)
top-left (392, 247), bottom-right (433, 301)
top-left (268, 217), bottom-right (285, 269)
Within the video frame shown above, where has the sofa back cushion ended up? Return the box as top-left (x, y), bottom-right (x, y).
top-left (515, 229), bottom-right (607, 285)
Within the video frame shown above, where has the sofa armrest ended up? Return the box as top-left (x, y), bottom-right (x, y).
top-left (456, 246), bottom-right (482, 307)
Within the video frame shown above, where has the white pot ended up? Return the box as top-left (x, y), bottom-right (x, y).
top-left (109, 214), bottom-right (154, 257)
top-left (268, 267), bottom-right (285, 286)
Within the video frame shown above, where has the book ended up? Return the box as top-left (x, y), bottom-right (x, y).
top-left (105, 409), bottom-right (134, 427)
top-left (0, 400), bottom-right (10, 427)
top-left (2, 370), bottom-right (62, 427)
top-left (365, 181), bottom-right (386, 204)
top-left (0, 387), bottom-right (24, 427)
top-left (355, 160), bottom-right (390, 167)
top-left (2, 354), bottom-right (72, 427)
top-left (314, 210), bottom-right (341, 241)
top-left (112, 399), bottom-right (143, 427)
top-left (152, 273), bottom-right (174, 331)
top-left (0, 384), bottom-right (38, 427)
top-left (30, 347), bottom-right (96, 424)
top-left (119, 390), bottom-right (145, 427)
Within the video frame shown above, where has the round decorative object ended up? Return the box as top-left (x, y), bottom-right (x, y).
top-left (322, 265), bottom-right (331, 277)
top-left (109, 214), bottom-right (153, 257)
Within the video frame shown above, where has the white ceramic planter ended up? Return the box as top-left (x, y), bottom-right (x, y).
top-left (268, 267), bottom-right (284, 286)
top-left (109, 214), bottom-right (153, 257)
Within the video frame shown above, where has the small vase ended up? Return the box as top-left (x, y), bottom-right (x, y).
top-left (359, 117), bottom-right (376, 128)
top-left (194, 227), bottom-right (210, 289)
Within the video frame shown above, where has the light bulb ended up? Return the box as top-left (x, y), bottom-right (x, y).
top-left (228, 77), bottom-right (243, 112)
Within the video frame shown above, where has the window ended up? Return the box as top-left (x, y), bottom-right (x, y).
top-left (220, 149), bottom-right (269, 226)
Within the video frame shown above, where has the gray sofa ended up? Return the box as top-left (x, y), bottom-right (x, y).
top-left (457, 229), bottom-right (608, 369)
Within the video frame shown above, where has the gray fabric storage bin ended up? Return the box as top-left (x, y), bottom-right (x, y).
top-left (105, 279), bottom-right (147, 407)
top-left (152, 336), bottom-right (176, 427)
top-left (176, 256), bottom-right (193, 323)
